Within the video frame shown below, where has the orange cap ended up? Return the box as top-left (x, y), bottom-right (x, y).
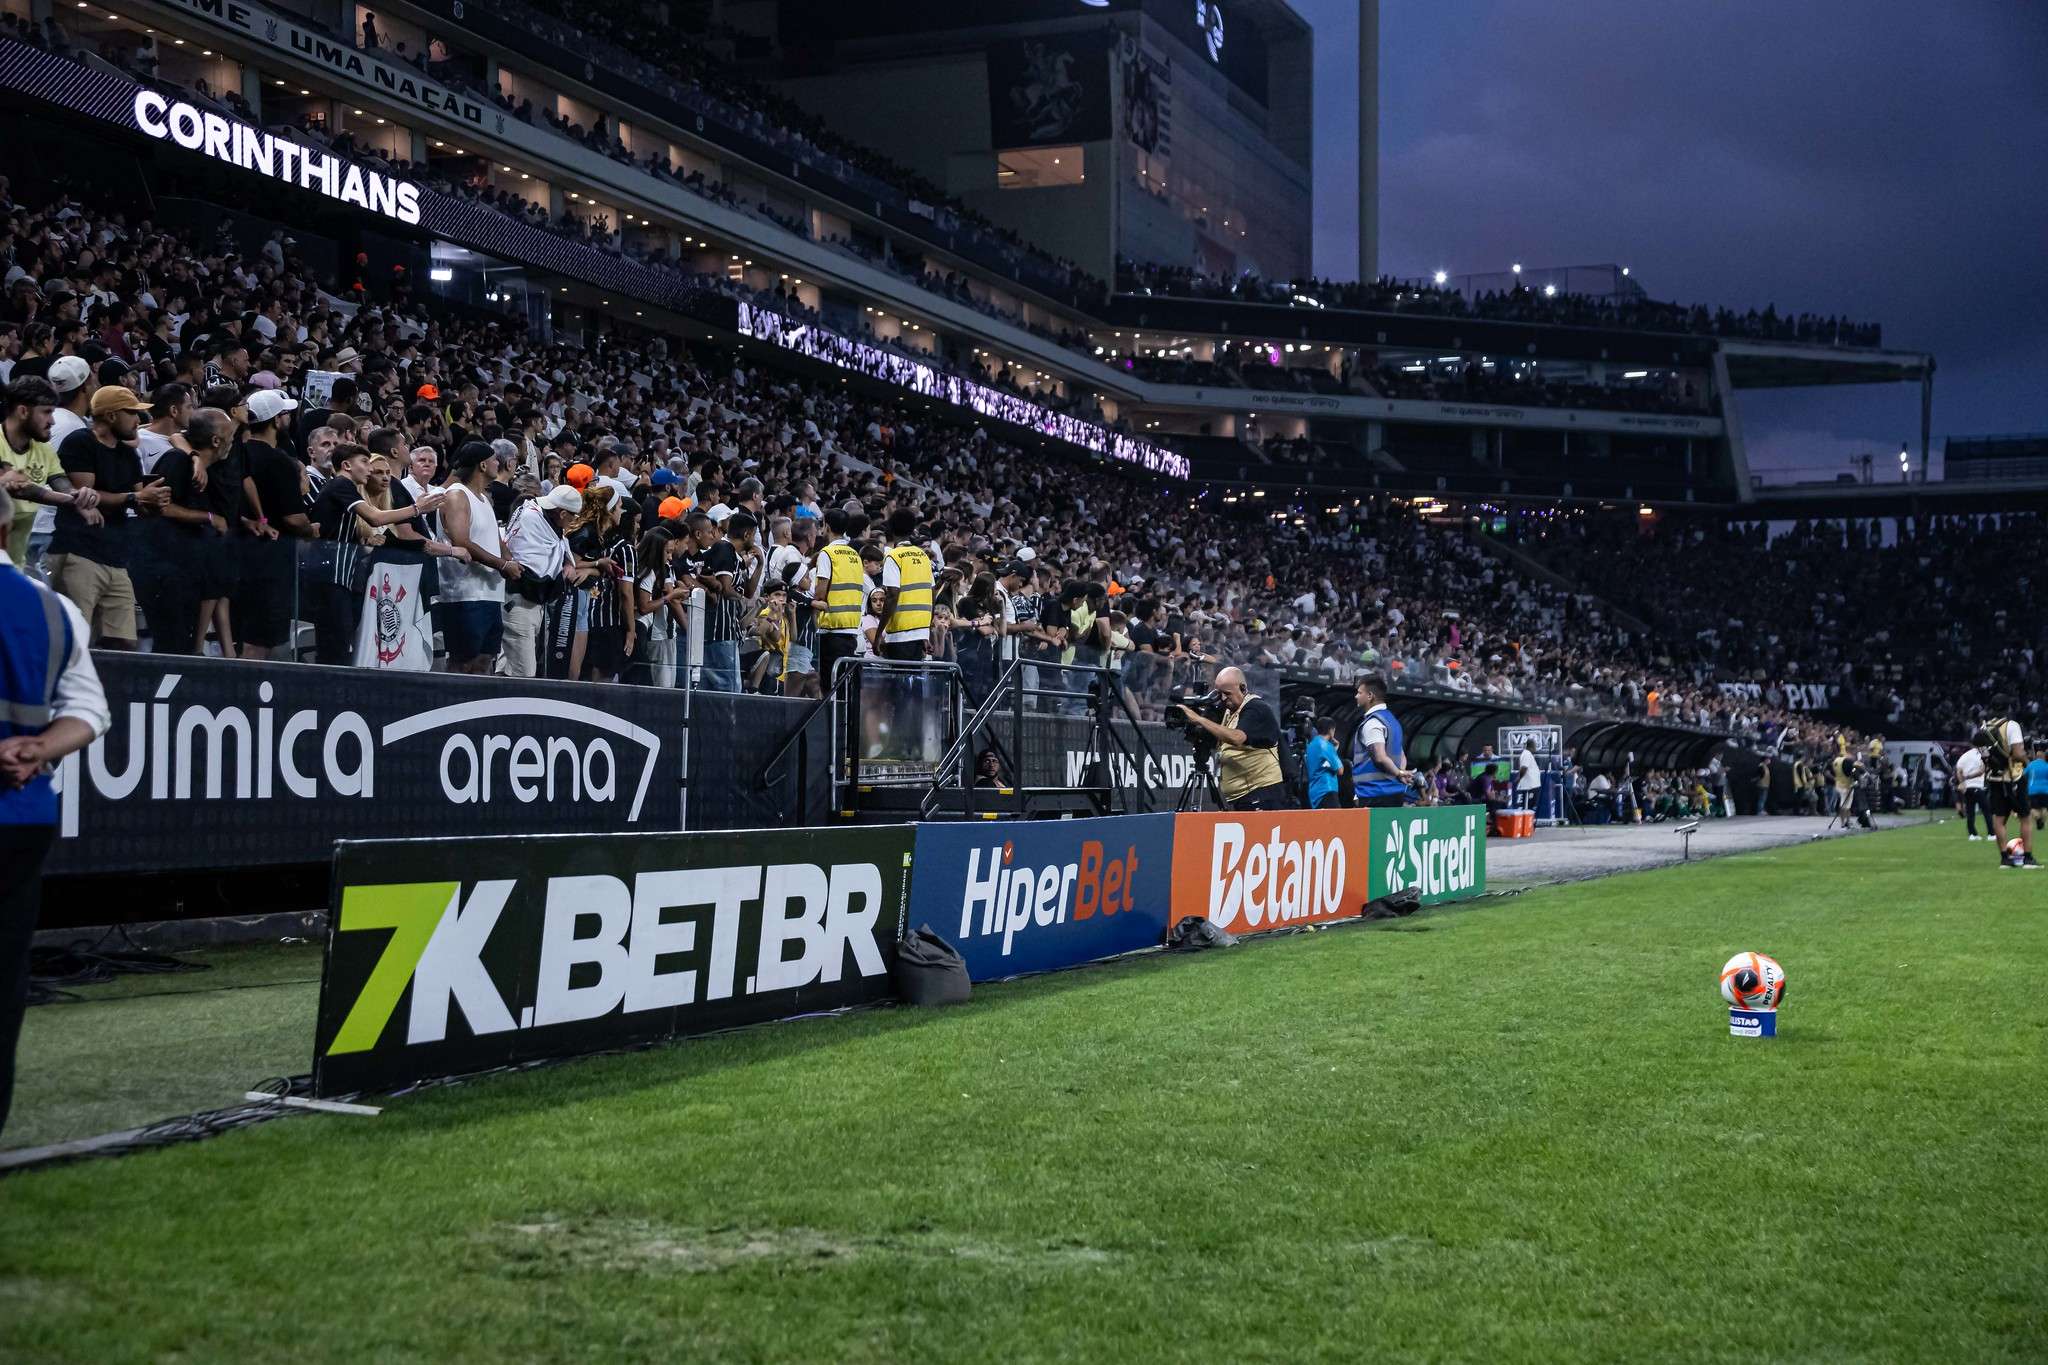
top-left (415, 383), bottom-right (441, 401)
top-left (564, 463), bottom-right (594, 490)
top-left (657, 495), bottom-right (689, 521)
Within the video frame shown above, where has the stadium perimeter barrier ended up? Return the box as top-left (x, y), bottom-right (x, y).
top-left (311, 805), bottom-right (1490, 1096)
top-left (42, 652), bottom-right (1730, 926)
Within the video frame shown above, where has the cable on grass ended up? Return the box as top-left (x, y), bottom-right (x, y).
top-left (27, 924), bottom-right (210, 1002)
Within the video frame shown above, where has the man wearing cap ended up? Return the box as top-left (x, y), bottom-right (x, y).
top-left (47, 383), bottom-right (168, 648)
top-left (502, 482), bottom-right (590, 678)
top-left (235, 389), bottom-right (312, 659)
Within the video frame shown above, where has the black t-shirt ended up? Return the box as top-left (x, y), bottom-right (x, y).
top-left (1230, 695), bottom-right (1282, 750)
top-left (487, 476), bottom-right (517, 525)
top-left (147, 448), bottom-right (215, 544)
top-left (388, 478), bottom-right (431, 544)
top-left (52, 427), bottom-right (143, 565)
top-left (311, 475), bottom-right (366, 587)
top-left (1127, 621), bottom-right (1161, 653)
top-left (208, 445), bottom-right (247, 528)
top-left (685, 538), bottom-right (741, 641)
top-left (312, 476), bottom-right (364, 542)
top-left (11, 354), bottom-right (53, 381)
top-left (243, 443), bottom-right (307, 537)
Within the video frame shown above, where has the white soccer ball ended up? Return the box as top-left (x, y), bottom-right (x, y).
top-left (1719, 953), bottom-right (1786, 1011)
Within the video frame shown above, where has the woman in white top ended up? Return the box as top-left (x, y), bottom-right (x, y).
top-left (858, 588), bottom-right (886, 658)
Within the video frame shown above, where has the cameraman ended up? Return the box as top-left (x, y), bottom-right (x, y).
top-left (1175, 666), bottom-right (1291, 810)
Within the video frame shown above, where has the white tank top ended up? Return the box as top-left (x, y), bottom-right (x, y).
top-left (439, 483), bottom-right (506, 604)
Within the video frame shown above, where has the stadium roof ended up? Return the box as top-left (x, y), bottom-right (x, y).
top-left (1719, 340), bottom-right (1933, 390)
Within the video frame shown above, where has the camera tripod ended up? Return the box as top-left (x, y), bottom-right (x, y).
top-left (1175, 743), bottom-right (1225, 812)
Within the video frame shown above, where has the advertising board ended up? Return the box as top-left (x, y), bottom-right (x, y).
top-left (1167, 809), bottom-right (1373, 934)
top-left (1366, 806), bottom-right (1487, 906)
top-left (907, 815), bottom-right (1173, 980)
top-left (314, 825), bottom-right (913, 1095)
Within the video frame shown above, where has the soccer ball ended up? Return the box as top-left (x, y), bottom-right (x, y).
top-left (2006, 837), bottom-right (2025, 859)
top-left (1719, 953), bottom-right (1786, 1010)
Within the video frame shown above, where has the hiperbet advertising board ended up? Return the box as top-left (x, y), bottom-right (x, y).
top-left (907, 815), bottom-right (1175, 980)
top-left (1368, 805), bottom-right (1487, 905)
top-left (1168, 809), bottom-right (1375, 934)
top-left (313, 826), bottom-right (913, 1096)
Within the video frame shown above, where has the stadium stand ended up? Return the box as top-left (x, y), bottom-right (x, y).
top-left (0, 177), bottom-right (1843, 760)
top-left (1116, 259), bottom-right (1886, 348)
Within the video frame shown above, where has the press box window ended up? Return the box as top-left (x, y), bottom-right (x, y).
top-left (996, 146), bottom-right (1084, 189)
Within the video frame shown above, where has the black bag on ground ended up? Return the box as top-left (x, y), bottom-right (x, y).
top-left (893, 925), bottom-right (971, 1006)
top-left (1360, 885), bottom-right (1424, 922)
top-left (1166, 916), bottom-right (1239, 951)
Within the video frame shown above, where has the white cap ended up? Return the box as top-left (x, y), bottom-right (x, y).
top-left (540, 484), bottom-right (583, 513)
top-left (247, 389), bottom-right (299, 423)
top-left (48, 355), bottom-right (91, 394)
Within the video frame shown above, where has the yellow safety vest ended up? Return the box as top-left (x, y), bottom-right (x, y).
top-left (817, 542), bottom-right (866, 630)
top-left (884, 544), bottom-right (933, 636)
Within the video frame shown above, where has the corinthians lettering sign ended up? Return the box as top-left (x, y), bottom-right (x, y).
top-left (134, 90), bottom-right (422, 226)
top-left (49, 655), bottom-right (682, 876)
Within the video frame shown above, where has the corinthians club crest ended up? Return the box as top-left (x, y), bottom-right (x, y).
top-left (356, 560), bottom-right (432, 670)
top-left (370, 569), bottom-right (409, 664)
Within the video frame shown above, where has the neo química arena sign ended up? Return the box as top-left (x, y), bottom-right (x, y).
top-left (133, 89), bottom-right (422, 226)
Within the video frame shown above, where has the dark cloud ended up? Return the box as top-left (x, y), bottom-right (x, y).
top-left (1298, 0), bottom-right (2048, 469)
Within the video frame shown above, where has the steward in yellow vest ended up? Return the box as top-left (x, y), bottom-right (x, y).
top-left (879, 508), bottom-right (932, 660)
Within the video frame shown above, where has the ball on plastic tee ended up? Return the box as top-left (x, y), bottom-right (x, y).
top-left (1719, 952), bottom-right (1785, 1010)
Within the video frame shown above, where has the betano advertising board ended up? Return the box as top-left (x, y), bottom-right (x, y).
top-left (1168, 809), bottom-right (1377, 934)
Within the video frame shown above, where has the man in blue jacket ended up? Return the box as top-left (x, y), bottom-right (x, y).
top-left (1305, 717), bottom-right (1342, 809)
top-left (2027, 740), bottom-right (2048, 836)
top-left (1349, 673), bottom-right (1414, 808)
top-left (0, 483), bottom-right (110, 1135)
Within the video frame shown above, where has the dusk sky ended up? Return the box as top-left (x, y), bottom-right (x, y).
top-left (1297, 0), bottom-right (2048, 480)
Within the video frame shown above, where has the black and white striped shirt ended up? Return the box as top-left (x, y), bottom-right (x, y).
top-left (589, 534), bottom-right (635, 631)
top-left (310, 476), bottom-right (366, 588)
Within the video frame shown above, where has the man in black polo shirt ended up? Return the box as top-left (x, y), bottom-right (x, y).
top-left (48, 385), bottom-right (167, 648)
top-left (235, 389), bottom-right (314, 659)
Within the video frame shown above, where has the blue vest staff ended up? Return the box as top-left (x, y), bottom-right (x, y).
top-left (1349, 672), bottom-right (1412, 808)
top-left (0, 483), bottom-right (111, 1137)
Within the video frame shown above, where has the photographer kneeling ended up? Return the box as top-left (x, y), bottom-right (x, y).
top-left (1175, 666), bottom-right (1292, 811)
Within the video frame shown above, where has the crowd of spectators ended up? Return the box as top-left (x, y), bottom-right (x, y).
top-left (1370, 360), bottom-right (1717, 417)
top-left (0, 174), bottom-right (1950, 782)
top-left (1511, 515), bottom-right (2048, 743)
top-left (1116, 260), bottom-right (1885, 349)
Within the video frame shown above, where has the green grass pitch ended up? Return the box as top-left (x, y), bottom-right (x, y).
top-left (2, 820), bottom-right (2044, 1362)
